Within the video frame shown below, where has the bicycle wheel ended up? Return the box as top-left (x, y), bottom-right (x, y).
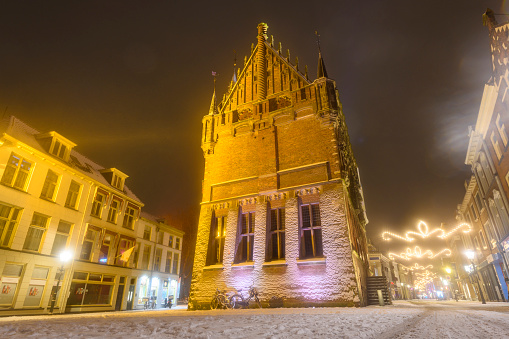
top-left (255, 296), bottom-right (262, 308)
top-left (210, 296), bottom-right (220, 309)
top-left (229, 294), bottom-right (244, 309)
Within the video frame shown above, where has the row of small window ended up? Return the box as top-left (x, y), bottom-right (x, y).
top-left (1, 153), bottom-right (138, 229)
top-left (207, 203), bottom-right (322, 265)
top-left (143, 226), bottom-right (181, 250)
top-left (91, 190), bottom-right (139, 230)
top-left (0, 203), bottom-right (73, 254)
top-left (136, 243), bottom-right (180, 274)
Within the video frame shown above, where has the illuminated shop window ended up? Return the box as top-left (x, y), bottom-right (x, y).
top-left (1, 153), bottom-right (33, 191)
top-left (23, 266), bottom-right (49, 307)
top-left (0, 264), bottom-right (24, 307)
top-left (0, 203), bottom-right (22, 248)
top-left (67, 272), bottom-right (115, 306)
top-left (300, 203), bottom-right (323, 259)
top-left (23, 213), bottom-right (50, 252)
top-left (268, 208), bottom-right (285, 260)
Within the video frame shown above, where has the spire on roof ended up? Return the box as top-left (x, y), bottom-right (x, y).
top-left (209, 71), bottom-right (217, 115)
top-left (231, 50), bottom-right (237, 84)
top-left (315, 31), bottom-right (328, 78)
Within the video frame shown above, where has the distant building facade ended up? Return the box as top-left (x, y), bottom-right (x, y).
top-left (189, 23), bottom-right (369, 308)
top-left (0, 116), bottom-right (183, 315)
top-left (455, 9), bottom-right (509, 303)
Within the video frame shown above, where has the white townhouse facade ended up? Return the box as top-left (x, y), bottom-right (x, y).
top-left (0, 116), bottom-right (182, 315)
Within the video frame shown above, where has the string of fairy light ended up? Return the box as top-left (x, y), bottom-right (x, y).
top-left (381, 220), bottom-right (472, 293)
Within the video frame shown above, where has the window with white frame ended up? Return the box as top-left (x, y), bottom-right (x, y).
top-left (491, 131), bottom-right (503, 160)
top-left (23, 266), bottom-right (49, 307)
top-left (23, 213), bottom-right (49, 252)
top-left (168, 235), bottom-right (174, 248)
top-left (50, 220), bottom-right (73, 255)
top-left (143, 225), bottom-right (151, 240)
top-left (80, 227), bottom-right (100, 261)
top-left (0, 264), bottom-right (24, 307)
top-left (154, 248), bottom-right (162, 271)
top-left (111, 174), bottom-right (123, 190)
top-left (300, 203), bottom-right (323, 259)
top-left (91, 191), bottom-right (106, 218)
top-left (107, 199), bottom-right (121, 223)
top-left (496, 113), bottom-right (508, 146)
top-left (175, 237), bottom-right (181, 250)
top-left (1, 153), bottom-right (33, 191)
top-left (40, 169), bottom-right (60, 201)
top-left (141, 245), bottom-right (151, 270)
top-left (165, 251), bottom-right (172, 273)
top-left (99, 233), bottom-right (113, 264)
top-left (122, 205), bottom-right (137, 229)
top-left (157, 231), bottom-right (164, 245)
top-left (0, 203), bottom-right (22, 248)
top-left (172, 252), bottom-right (179, 274)
top-left (65, 180), bottom-right (81, 209)
top-left (51, 140), bottom-right (68, 159)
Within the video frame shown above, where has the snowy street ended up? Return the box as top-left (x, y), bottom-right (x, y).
top-left (0, 300), bottom-right (508, 338)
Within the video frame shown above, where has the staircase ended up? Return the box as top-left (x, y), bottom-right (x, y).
top-left (367, 275), bottom-right (392, 305)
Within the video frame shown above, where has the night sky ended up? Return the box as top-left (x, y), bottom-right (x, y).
top-left (1, 1), bottom-right (506, 257)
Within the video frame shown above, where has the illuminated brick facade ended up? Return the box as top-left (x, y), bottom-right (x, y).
top-left (189, 23), bottom-right (369, 308)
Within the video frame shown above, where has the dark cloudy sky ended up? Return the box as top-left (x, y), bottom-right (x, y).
top-left (1, 1), bottom-right (506, 255)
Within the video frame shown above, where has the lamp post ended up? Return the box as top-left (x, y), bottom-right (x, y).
top-left (465, 250), bottom-right (486, 304)
top-left (49, 250), bottom-right (73, 314)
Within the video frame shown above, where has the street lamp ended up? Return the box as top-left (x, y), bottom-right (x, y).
top-left (49, 250), bottom-right (73, 314)
top-left (465, 250), bottom-right (486, 304)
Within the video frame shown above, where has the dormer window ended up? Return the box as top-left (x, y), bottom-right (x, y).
top-left (99, 168), bottom-right (128, 191)
top-left (51, 140), bottom-right (67, 159)
top-left (35, 131), bottom-right (76, 162)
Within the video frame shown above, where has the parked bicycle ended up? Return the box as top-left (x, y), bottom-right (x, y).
top-left (210, 288), bottom-right (232, 309)
top-left (229, 286), bottom-right (262, 309)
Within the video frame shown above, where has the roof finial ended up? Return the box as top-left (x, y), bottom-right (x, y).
top-left (209, 71), bottom-right (218, 115)
top-left (315, 30), bottom-right (328, 78)
top-left (232, 50), bottom-right (237, 83)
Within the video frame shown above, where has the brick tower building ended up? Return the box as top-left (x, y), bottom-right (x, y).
top-left (189, 23), bottom-right (369, 308)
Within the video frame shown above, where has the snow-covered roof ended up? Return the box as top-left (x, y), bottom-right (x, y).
top-left (0, 115), bottom-right (142, 204)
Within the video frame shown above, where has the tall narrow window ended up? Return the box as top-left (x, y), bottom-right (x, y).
top-left (40, 170), bottom-right (60, 201)
top-left (496, 113), bottom-right (508, 146)
top-left (154, 248), bottom-right (162, 271)
top-left (115, 237), bottom-right (134, 266)
top-left (470, 204), bottom-right (478, 220)
top-left (1, 153), bottom-right (32, 191)
top-left (107, 199), bottom-right (120, 223)
top-left (236, 211), bottom-right (255, 263)
top-left (23, 213), bottom-right (49, 252)
top-left (0, 264), bottom-right (24, 307)
top-left (175, 237), bottom-right (181, 250)
top-left (91, 191), bottom-right (106, 218)
top-left (300, 203), bottom-right (323, 258)
top-left (268, 208), bottom-right (285, 260)
top-left (23, 266), bottom-right (49, 307)
top-left (80, 228), bottom-right (99, 261)
top-left (141, 245), bottom-right (151, 270)
top-left (165, 252), bottom-right (172, 273)
top-left (51, 140), bottom-right (67, 159)
top-left (172, 253), bottom-right (179, 274)
top-left (168, 235), bottom-right (174, 247)
top-left (65, 180), bottom-right (81, 209)
top-left (491, 131), bottom-right (503, 160)
top-left (51, 220), bottom-right (73, 255)
top-left (0, 203), bottom-right (22, 248)
top-left (208, 216), bottom-right (226, 265)
top-left (99, 233), bottom-right (112, 263)
top-left (122, 205), bottom-right (137, 229)
top-left (143, 226), bottom-right (151, 241)
top-left (157, 231), bottom-right (164, 245)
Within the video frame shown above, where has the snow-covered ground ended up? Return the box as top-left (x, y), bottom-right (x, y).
top-left (0, 300), bottom-right (508, 338)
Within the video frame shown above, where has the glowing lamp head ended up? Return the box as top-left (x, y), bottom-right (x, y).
top-left (445, 267), bottom-right (451, 274)
top-left (59, 250), bottom-right (73, 263)
top-left (465, 250), bottom-right (475, 260)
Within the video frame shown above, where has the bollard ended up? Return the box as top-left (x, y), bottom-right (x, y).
top-left (377, 290), bottom-right (385, 306)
